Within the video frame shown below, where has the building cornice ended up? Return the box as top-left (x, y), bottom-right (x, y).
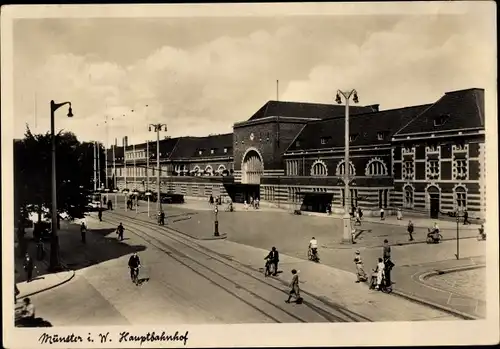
top-left (392, 130), bottom-right (484, 142)
top-left (234, 116), bottom-right (316, 128)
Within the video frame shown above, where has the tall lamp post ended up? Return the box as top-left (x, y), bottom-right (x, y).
top-left (49, 100), bottom-right (73, 271)
top-left (335, 89), bottom-right (359, 243)
top-left (455, 208), bottom-right (463, 260)
top-left (149, 123), bottom-right (167, 214)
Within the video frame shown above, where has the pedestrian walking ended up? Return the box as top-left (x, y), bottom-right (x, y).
top-left (36, 239), bottom-right (45, 260)
top-left (396, 208), bottom-right (403, 220)
top-left (244, 200), bottom-right (248, 210)
top-left (355, 210), bottom-right (361, 226)
top-left (117, 222), bottom-right (125, 241)
top-left (159, 211), bottom-right (165, 225)
top-left (382, 239), bottom-right (393, 287)
top-left (23, 253), bottom-right (34, 283)
top-left (80, 221), bottom-right (87, 243)
top-left (358, 206), bottom-right (363, 220)
top-left (285, 269), bottom-right (301, 303)
top-left (209, 195), bottom-right (214, 206)
top-left (108, 199), bottom-right (113, 210)
top-left (463, 209), bottom-right (470, 225)
top-left (374, 258), bottom-right (385, 290)
top-left (353, 250), bottom-right (367, 282)
top-left (380, 207), bottom-right (385, 220)
top-left (407, 220), bottom-right (414, 241)
top-left (98, 208), bottom-right (103, 222)
top-left (255, 197), bottom-right (260, 209)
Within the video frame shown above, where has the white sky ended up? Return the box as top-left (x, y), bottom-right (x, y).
top-left (11, 3), bottom-right (495, 145)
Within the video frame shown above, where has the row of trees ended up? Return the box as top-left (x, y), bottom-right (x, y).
top-left (14, 126), bottom-right (106, 224)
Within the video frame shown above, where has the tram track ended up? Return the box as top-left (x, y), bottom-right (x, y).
top-left (105, 211), bottom-right (372, 323)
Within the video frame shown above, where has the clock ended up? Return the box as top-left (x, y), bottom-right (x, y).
top-left (250, 133), bottom-right (255, 141)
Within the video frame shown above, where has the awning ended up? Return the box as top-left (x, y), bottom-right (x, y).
top-left (296, 191), bottom-right (334, 196)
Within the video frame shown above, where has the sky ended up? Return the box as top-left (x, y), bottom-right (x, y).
top-left (11, 4), bottom-right (495, 146)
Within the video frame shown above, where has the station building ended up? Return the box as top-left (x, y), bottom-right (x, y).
top-left (106, 87), bottom-right (486, 219)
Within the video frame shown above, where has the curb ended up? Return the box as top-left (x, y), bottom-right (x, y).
top-left (390, 264), bottom-right (486, 320)
top-left (390, 289), bottom-right (480, 320)
top-left (16, 269), bottom-right (75, 300)
top-left (325, 235), bottom-right (477, 250)
top-left (298, 211), bottom-right (480, 230)
top-left (419, 264), bottom-right (486, 282)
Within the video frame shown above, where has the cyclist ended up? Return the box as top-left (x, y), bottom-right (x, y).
top-left (309, 237), bottom-right (318, 260)
top-left (128, 253), bottom-right (141, 284)
top-left (264, 247), bottom-right (279, 276)
top-left (117, 223), bottom-right (124, 241)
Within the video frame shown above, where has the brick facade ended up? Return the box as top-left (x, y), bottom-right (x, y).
top-left (108, 88), bottom-right (486, 219)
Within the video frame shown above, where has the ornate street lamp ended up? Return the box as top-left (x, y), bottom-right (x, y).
top-left (335, 89), bottom-right (359, 244)
top-left (49, 100), bottom-right (73, 271)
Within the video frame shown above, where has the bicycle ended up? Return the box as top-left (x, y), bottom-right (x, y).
top-left (307, 248), bottom-right (320, 263)
top-left (130, 266), bottom-right (140, 285)
top-left (264, 259), bottom-right (275, 277)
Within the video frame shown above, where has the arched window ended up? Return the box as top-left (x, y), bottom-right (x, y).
top-left (310, 160), bottom-right (328, 177)
top-left (404, 185), bottom-right (414, 208)
top-left (205, 165), bottom-right (213, 176)
top-left (216, 165), bottom-right (226, 175)
top-left (454, 186), bottom-right (467, 210)
top-left (365, 158), bottom-right (388, 176)
top-left (336, 160), bottom-right (355, 176)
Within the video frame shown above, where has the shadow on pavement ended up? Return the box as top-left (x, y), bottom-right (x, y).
top-left (56, 225), bottom-right (147, 271)
top-left (15, 316), bottom-right (53, 327)
top-left (136, 277), bottom-right (150, 286)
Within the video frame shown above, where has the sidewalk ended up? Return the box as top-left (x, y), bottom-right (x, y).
top-left (14, 234), bottom-right (75, 301)
top-left (391, 256), bottom-right (486, 319)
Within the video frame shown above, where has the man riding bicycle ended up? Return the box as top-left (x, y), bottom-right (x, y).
top-left (264, 247), bottom-right (279, 276)
top-left (128, 253), bottom-right (141, 284)
top-left (309, 237), bottom-right (318, 259)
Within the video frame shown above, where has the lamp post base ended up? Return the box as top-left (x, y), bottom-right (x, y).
top-left (214, 220), bottom-right (219, 236)
top-left (341, 213), bottom-right (353, 244)
top-left (48, 235), bottom-right (62, 272)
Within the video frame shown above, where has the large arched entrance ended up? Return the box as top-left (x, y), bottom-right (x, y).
top-left (242, 149), bottom-right (264, 185)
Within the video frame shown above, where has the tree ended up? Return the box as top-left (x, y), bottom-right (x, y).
top-left (14, 126), bottom-right (96, 222)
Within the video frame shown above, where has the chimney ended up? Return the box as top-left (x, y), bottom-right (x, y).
top-left (115, 138), bottom-right (118, 147)
top-left (123, 136), bottom-right (128, 148)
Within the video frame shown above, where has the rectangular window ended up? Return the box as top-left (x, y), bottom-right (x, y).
top-left (224, 148), bottom-right (228, 153)
top-left (377, 132), bottom-right (385, 141)
top-left (211, 149), bottom-right (215, 154)
top-left (403, 161), bottom-right (414, 180)
top-left (455, 159), bottom-right (467, 180)
top-left (427, 159), bottom-right (440, 180)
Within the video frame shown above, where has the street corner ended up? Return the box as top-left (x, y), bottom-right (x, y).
top-left (16, 268), bottom-right (76, 299)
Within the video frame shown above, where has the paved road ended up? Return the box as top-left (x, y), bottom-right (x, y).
top-left (26, 219), bottom-right (365, 325)
top-left (111, 205), bottom-right (486, 318)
